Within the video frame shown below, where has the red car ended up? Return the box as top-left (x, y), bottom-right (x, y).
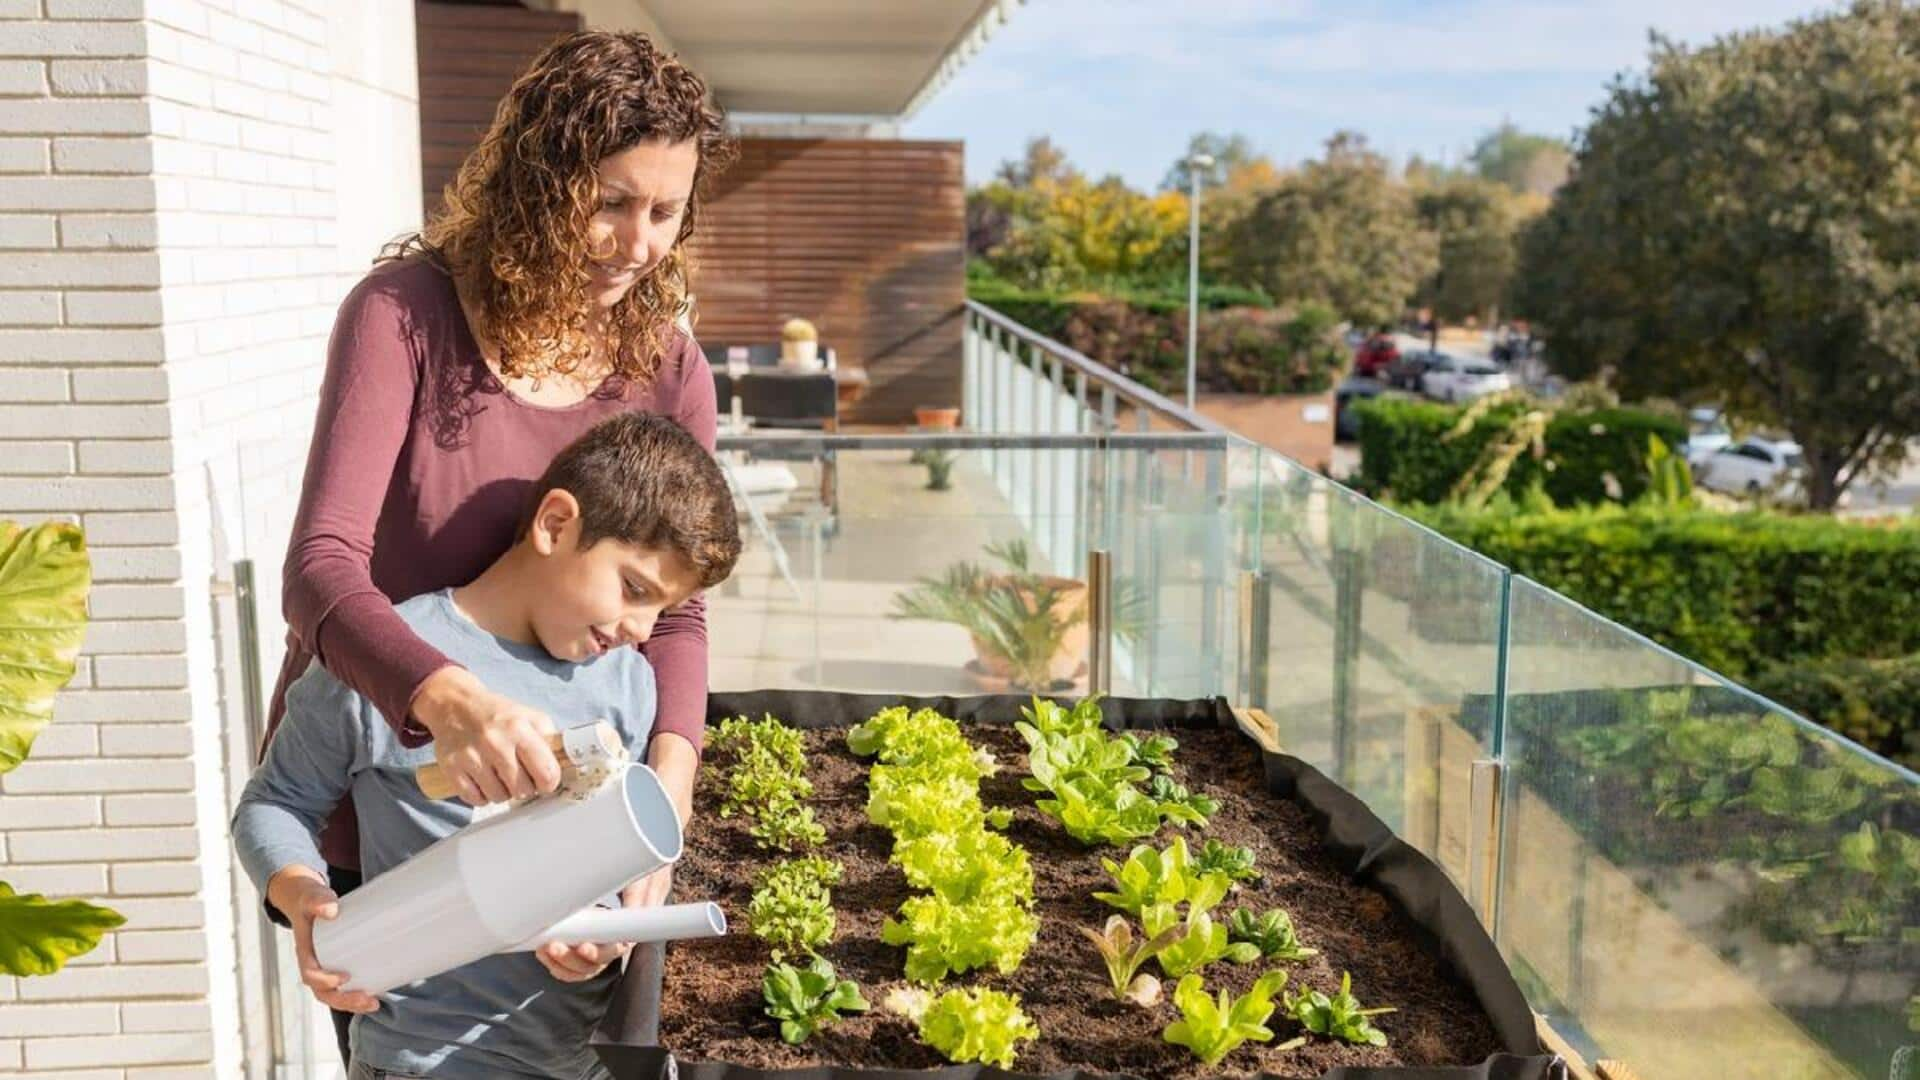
top-left (1353, 334), bottom-right (1399, 378)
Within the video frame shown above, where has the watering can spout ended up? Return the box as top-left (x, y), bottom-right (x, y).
top-left (509, 901), bottom-right (727, 952)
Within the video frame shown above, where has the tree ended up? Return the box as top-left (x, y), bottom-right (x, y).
top-left (1160, 132), bottom-right (1258, 192)
top-left (1469, 122), bottom-right (1571, 196)
top-left (994, 135), bottom-right (1075, 189)
top-left (1512, 1), bottom-right (1920, 509)
top-left (971, 138), bottom-right (1082, 259)
top-left (1414, 175), bottom-right (1531, 323)
top-left (1226, 132), bottom-right (1437, 328)
top-left (991, 174), bottom-right (1188, 288)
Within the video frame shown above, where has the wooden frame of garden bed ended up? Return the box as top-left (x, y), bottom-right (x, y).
top-left (593, 692), bottom-right (1568, 1080)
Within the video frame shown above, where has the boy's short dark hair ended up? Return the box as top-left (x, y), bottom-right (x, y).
top-left (524, 413), bottom-right (741, 588)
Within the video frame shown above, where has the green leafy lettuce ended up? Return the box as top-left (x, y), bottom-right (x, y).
top-left (1163, 971), bottom-right (1303, 1066)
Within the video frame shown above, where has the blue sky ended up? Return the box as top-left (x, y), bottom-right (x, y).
top-left (905, 0), bottom-right (1842, 190)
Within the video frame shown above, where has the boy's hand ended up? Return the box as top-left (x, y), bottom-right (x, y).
top-left (536, 940), bottom-right (630, 983)
top-left (413, 666), bottom-right (562, 804)
top-left (266, 866), bottom-right (381, 1015)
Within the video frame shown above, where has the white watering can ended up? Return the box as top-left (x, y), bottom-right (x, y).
top-left (313, 723), bottom-right (726, 995)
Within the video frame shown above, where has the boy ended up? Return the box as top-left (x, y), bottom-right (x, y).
top-left (233, 413), bottom-right (741, 1079)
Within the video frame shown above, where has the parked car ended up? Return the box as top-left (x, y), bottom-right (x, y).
top-left (1421, 354), bottom-right (1512, 402)
top-left (1334, 375), bottom-right (1387, 442)
top-left (1385, 349), bottom-right (1437, 391)
top-left (1682, 406), bottom-right (1733, 466)
top-left (1352, 334), bottom-right (1399, 378)
top-left (1696, 437), bottom-right (1804, 498)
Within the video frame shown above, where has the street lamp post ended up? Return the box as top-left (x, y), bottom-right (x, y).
top-left (1186, 153), bottom-right (1214, 411)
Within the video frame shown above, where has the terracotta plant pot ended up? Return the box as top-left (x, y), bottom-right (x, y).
top-left (914, 406), bottom-right (961, 431)
top-left (965, 575), bottom-right (1088, 687)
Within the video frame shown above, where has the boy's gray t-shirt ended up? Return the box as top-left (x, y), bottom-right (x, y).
top-left (232, 589), bottom-right (657, 1079)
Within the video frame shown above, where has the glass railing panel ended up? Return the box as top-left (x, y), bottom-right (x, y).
top-left (1498, 575), bottom-right (1919, 1079)
top-left (1245, 454), bottom-right (1509, 888)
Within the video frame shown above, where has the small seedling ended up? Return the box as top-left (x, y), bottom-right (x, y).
top-left (1079, 914), bottom-right (1181, 1004)
top-left (1287, 971), bottom-right (1393, 1047)
top-left (763, 956), bottom-right (868, 1044)
top-left (1194, 839), bottom-right (1260, 883)
top-left (1226, 908), bottom-right (1317, 962)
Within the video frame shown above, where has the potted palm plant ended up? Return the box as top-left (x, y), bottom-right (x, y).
top-left (891, 541), bottom-right (1141, 692)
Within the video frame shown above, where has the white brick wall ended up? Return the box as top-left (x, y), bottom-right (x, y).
top-left (1, 0), bottom-right (420, 1075)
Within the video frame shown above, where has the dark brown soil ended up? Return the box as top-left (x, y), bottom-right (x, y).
top-left (660, 722), bottom-right (1504, 1078)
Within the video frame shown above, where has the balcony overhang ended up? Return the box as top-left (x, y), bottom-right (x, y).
top-left (550, 0), bottom-right (1019, 121)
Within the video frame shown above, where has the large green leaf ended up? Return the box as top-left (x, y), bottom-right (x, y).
top-left (0, 521), bottom-right (90, 774)
top-left (0, 882), bottom-right (124, 976)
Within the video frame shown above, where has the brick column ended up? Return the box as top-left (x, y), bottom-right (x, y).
top-left (0, 1), bottom-right (420, 1074)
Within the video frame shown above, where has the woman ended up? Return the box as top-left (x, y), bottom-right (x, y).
top-left (265, 31), bottom-right (733, 1062)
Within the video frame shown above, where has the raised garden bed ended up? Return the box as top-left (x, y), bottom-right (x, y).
top-left (595, 691), bottom-right (1555, 1080)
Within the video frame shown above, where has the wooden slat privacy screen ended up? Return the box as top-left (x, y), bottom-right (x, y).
top-left (689, 138), bottom-right (967, 424)
top-left (416, 7), bottom-right (966, 422)
top-left (416, 2), bottom-right (582, 218)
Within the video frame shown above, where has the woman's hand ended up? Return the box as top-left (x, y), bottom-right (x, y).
top-left (267, 866), bottom-right (381, 1015)
top-left (412, 666), bottom-right (563, 804)
top-left (536, 940), bottom-right (630, 983)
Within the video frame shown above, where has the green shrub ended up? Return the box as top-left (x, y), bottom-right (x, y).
top-left (1747, 654), bottom-right (1920, 768)
top-left (1402, 503), bottom-right (1920, 680)
top-left (1350, 397), bottom-right (1687, 506)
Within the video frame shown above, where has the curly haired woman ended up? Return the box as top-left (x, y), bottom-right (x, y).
top-left (261, 31), bottom-right (733, 1069)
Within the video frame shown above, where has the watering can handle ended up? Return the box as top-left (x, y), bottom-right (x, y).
top-left (415, 722), bottom-right (623, 801)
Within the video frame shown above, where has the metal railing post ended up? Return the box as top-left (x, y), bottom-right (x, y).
top-left (1238, 568), bottom-right (1270, 706)
top-left (1088, 548), bottom-right (1113, 695)
top-left (1201, 448), bottom-right (1224, 685)
top-left (1468, 758), bottom-right (1506, 931)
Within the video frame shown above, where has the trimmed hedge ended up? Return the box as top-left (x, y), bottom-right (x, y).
top-left (1747, 653), bottom-right (1920, 768)
top-left (1402, 502), bottom-right (1920, 680)
top-left (1351, 397), bottom-right (1688, 507)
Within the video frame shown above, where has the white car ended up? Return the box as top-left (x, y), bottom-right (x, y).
top-left (1421, 354), bottom-right (1512, 403)
top-left (1682, 406), bottom-right (1733, 467)
top-left (1696, 437), bottom-right (1804, 498)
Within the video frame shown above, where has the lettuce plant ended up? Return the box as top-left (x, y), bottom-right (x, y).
top-left (1287, 971), bottom-right (1393, 1046)
top-left (1095, 838), bottom-right (1232, 935)
top-left (882, 892), bottom-right (1038, 984)
top-left (889, 986), bottom-right (1039, 1069)
top-left (1119, 730), bottom-right (1179, 770)
top-left (1020, 698), bottom-right (1207, 845)
top-left (763, 956), bottom-right (868, 1044)
top-left (1156, 909), bottom-right (1261, 978)
top-left (1019, 695), bottom-right (1106, 739)
top-left (1226, 908), bottom-right (1317, 962)
top-left (1080, 914), bottom-right (1180, 1002)
top-left (1162, 971), bottom-right (1303, 1066)
top-left (893, 828), bottom-right (1032, 903)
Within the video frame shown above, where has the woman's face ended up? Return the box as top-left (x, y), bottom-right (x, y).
top-left (585, 138), bottom-right (699, 310)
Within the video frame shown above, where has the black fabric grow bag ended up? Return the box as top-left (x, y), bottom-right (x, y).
top-left (593, 691), bottom-right (1563, 1080)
